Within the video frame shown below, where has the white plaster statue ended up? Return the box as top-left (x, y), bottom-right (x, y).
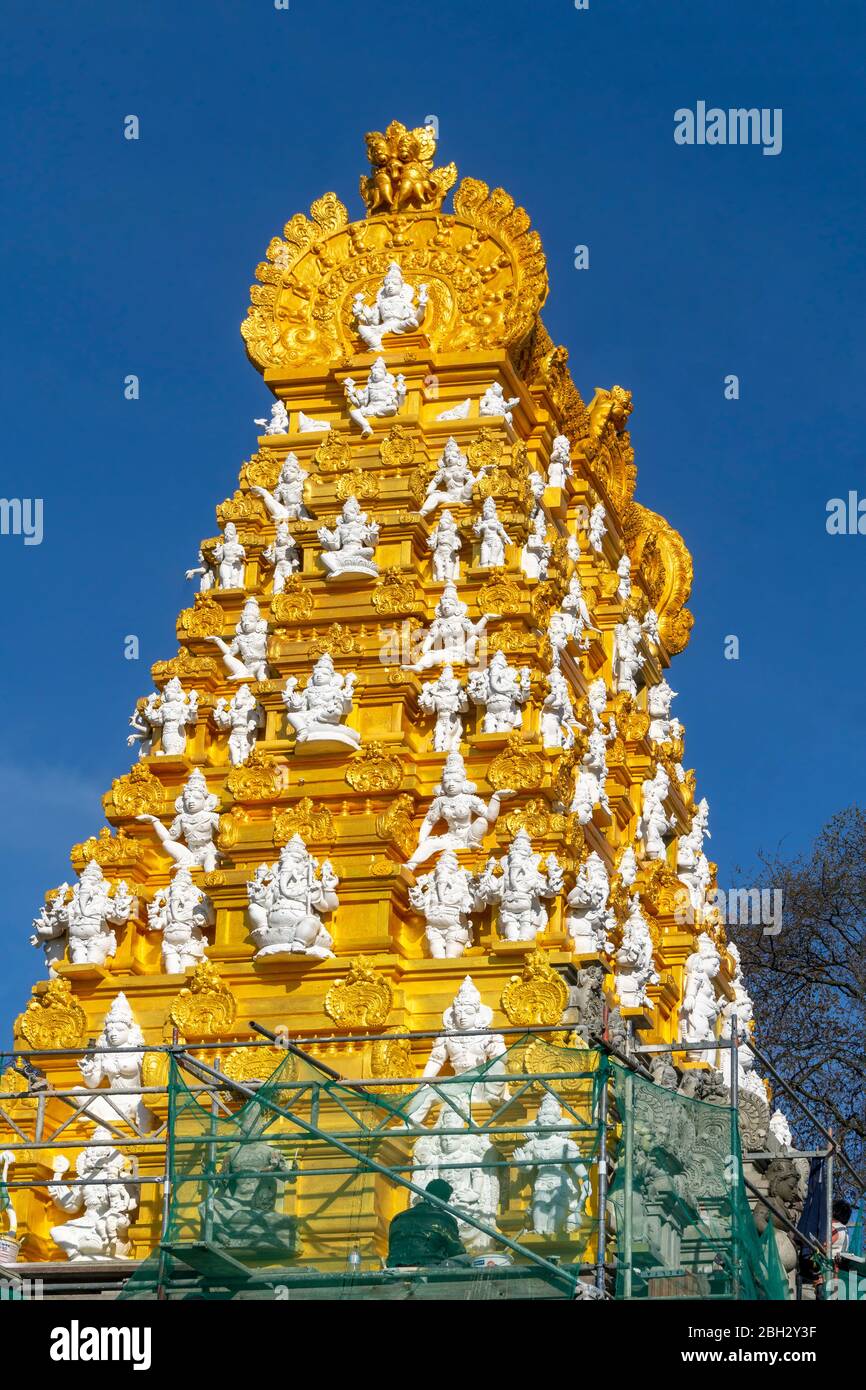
top-left (213, 683), bottom-right (263, 766)
top-left (541, 663), bottom-right (579, 749)
top-left (474, 830), bottom-right (563, 942)
top-left (147, 866), bottom-right (214, 973)
top-left (676, 797), bottom-right (711, 912)
top-left (317, 496), bottom-right (379, 579)
top-left (565, 852), bottom-right (616, 954)
top-left (407, 976), bottom-right (507, 1125)
top-left (418, 665), bottom-right (469, 752)
top-left (344, 356), bottom-right (406, 437)
top-left (137, 767), bottom-right (220, 873)
top-left (185, 547), bottom-right (216, 592)
top-left (473, 496), bottom-right (511, 569)
top-left (647, 679), bottom-right (681, 744)
top-left (522, 508), bottom-right (551, 580)
top-left (49, 1127), bottom-right (138, 1261)
top-left (769, 1110), bottom-right (793, 1152)
top-left (210, 523), bottom-right (247, 590)
top-left (251, 453), bottom-right (312, 522)
top-left (75, 992), bottom-right (151, 1130)
top-left (679, 932), bottom-right (723, 1054)
top-left (262, 521), bottom-right (300, 593)
top-left (613, 616), bottom-right (644, 696)
top-left (553, 572), bottom-right (593, 652)
top-left (512, 1094), bottom-right (591, 1235)
top-left (571, 723), bottom-right (613, 825)
top-left (412, 1104), bottom-right (502, 1254)
top-left (479, 382), bottom-right (519, 429)
top-left (529, 470), bottom-right (546, 502)
top-left (409, 850), bottom-right (477, 958)
top-left (614, 895), bottom-right (658, 1008)
top-left (297, 411), bottom-right (330, 433)
top-left (643, 608), bottom-right (661, 649)
top-left (352, 261), bottom-right (428, 352)
top-left (128, 677), bottom-right (198, 758)
top-left (406, 751), bottom-right (512, 869)
top-left (254, 400), bottom-right (289, 435)
top-left (428, 508), bottom-right (462, 583)
top-left (618, 844), bottom-right (638, 890)
top-left (616, 554), bottom-right (631, 603)
top-left (468, 649), bottom-right (530, 734)
top-left (419, 437), bottom-right (486, 517)
top-left (406, 584), bottom-right (493, 672)
top-left (436, 398), bottom-right (471, 421)
top-left (720, 942), bottom-right (758, 1091)
top-left (30, 863), bottom-right (133, 970)
top-left (638, 765), bottom-right (672, 860)
top-left (547, 435), bottom-right (573, 489)
top-left (209, 597), bottom-right (270, 682)
top-left (246, 835), bottom-right (338, 959)
top-left (588, 503), bottom-right (607, 553)
top-left (282, 652), bottom-right (359, 749)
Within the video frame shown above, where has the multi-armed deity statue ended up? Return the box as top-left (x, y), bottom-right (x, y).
top-left (282, 652), bottom-right (359, 749)
top-left (344, 357), bottom-right (406, 436)
top-left (127, 676), bottom-right (199, 758)
top-left (137, 767), bottom-right (221, 873)
top-left (406, 751), bottom-right (511, 870)
top-left (31, 862), bottom-right (133, 969)
top-left (474, 830), bottom-right (563, 943)
top-left (352, 261), bottom-right (428, 351)
top-left (409, 851), bottom-right (478, 958)
top-left (209, 597), bottom-right (270, 683)
top-left (147, 867), bottom-right (214, 973)
top-left (317, 497), bottom-right (379, 579)
top-left (246, 835), bottom-right (339, 959)
top-left (213, 683), bottom-right (263, 766)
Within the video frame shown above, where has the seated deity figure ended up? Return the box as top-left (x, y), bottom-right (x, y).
top-left (147, 866), bottom-right (214, 973)
top-left (615, 896), bottom-right (658, 1009)
top-left (246, 835), bottom-right (338, 959)
top-left (616, 553), bottom-right (631, 603)
top-left (468, 649), bottom-right (530, 734)
top-left (406, 751), bottom-right (512, 870)
top-left (137, 767), bottom-right (221, 873)
top-left (419, 437), bottom-right (486, 517)
top-left (128, 677), bottom-right (198, 758)
top-left (406, 584), bottom-right (493, 673)
top-left (251, 452), bottom-right (312, 522)
top-left (479, 381), bottom-right (519, 430)
top-left (75, 992), bottom-right (152, 1130)
top-left (254, 400), bottom-right (289, 435)
top-left (213, 683), bottom-right (263, 766)
top-left (352, 261), bottom-right (429, 352)
top-left (49, 1127), bottom-right (138, 1261)
top-left (412, 1104), bottom-right (503, 1255)
top-left (209, 597), bottom-right (270, 683)
top-left (676, 797), bottom-right (711, 913)
top-left (588, 503), bottom-right (607, 553)
top-left (613, 615), bottom-right (644, 697)
top-left (206, 1110), bottom-right (297, 1253)
top-left (638, 765), bottom-right (672, 860)
top-left (406, 976), bottom-right (508, 1126)
top-left (262, 521), bottom-right (300, 593)
top-left (297, 410), bottom-right (330, 433)
top-left (566, 852), bottom-right (616, 955)
top-left (679, 932), bottom-right (723, 1056)
top-left (547, 434), bottom-right (573, 489)
top-left (30, 863), bottom-right (133, 970)
top-left (418, 665), bottom-right (469, 752)
top-left (541, 663), bottom-right (579, 749)
top-left (282, 653), bottom-right (359, 749)
top-left (409, 850), bottom-right (478, 958)
top-left (185, 546), bottom-right (216, 592)
top-left (344, 356), bottom-right (406, 437)
top-left (474, 830), bottom-right (563, 943)
top-left (428, 508), bottom-right (461, 582)
top-left (473, 496), bottom-right (511, 569)
top-left (211, 522), bottom-right (247, 590)
top-left (522, 507), bottom-right (551, 580)
top-left (512, 1094), bottom-right (591, 1236)
top-left (317, 496), bottom-right (380, 579)
top-left (647, 679), bottom-right (682, 744)
top-left (571, 723), bottom-right (613, 825)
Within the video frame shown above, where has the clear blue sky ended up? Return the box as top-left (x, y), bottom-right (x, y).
top-left (1, 0), bottom-right (864, 1033)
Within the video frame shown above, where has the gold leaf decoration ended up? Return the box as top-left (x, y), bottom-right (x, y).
top-left (223, 1044), bottom-right (297, 1086)
top-left (169, 960), bottom-right (238, 1038)
top-left (488, 733), bottom-right (543, 792)
top-left (379, 424), bottom-right (416, 470)
top-left (314, 433), bottom-right (352, 474)
top-left (226, 749), bottom-right (284, 802)
top-left (70, 827), bottom-right (145, 874)
top-left (369, 1037), bottom-right (413, 1095)
top-left (152, 648), bottom-right (219, 685)
top-left (216, 806), bottom-right (248, 850)
top-left (107, 762), bottom-right (164, 817)
top-left (375, 793), bottom-right (416, 856)
top-left (336, 468), bottom-right (379, 502)
top-left (17, 977), bottom-right (87, 1050)
top-left (466, 429), bottom-right (504, 473)
top-left (324, 957), bottom-right (393, 1028)
top-left (216, 491), bottom-right (263, 525)
top-left (360, 121), bottom-right (456, 215)
top-left (240, 451), bottom-right (281, 492)
top-left (177, 598), bottom-right (224, 640)
top-left (308, 623), bottom-right (356, 658)
top-left (477, 576), bottom-right (522, 616)
top-left (500, 950), bottom-right (569, 1026)
top-left (371, 569), bottom-right (425, 616)
top-left (346, 742), bottom-right (403, 793)
top-left (271, 576), bottom-right (315, 623)
top-left (274, 797), bottom-right (336, 846)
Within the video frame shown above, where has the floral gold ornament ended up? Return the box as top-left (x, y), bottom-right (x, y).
top-left (375, 793), bottom-right (416, 856)
top-left (223, 1044), bottom-right (296, 1087)
top-left (271, 575), bottom-right (315, 623)
top-left (378, 424), bottom-right (416, 471)
top-left (17, 977), bottom-right (87, 1050)
top-left (308, 623), bottom-right (356, 658)
top-left (106, 762), bottom-right (164, 817)
top-left (274, 797), bottom-right (336, 846)
top-left (177, 598), bottom-right (224, 641)
top-left (169, 960), bottom-right (238, 1037)
top-left (369, 1037), bottom-right (413, 1095)
top-left (151, 647), bottom-right (219, 686)
top-left (371, 569), bottom-right (425, 616)
top-left (345, 741), bottom-right (403, 792)
top-left (226, 749), bottom-right (284, 802)
top-left (314, 432), bottom-right (352, 474)
top-left (487, 732), bottom-right (544, 792)
top-left (500, 950), bottom-right (569, 1026)
top-left (336, 468), bottom-right (379, 502)
top-left (70, 827), bottom-right (145, 874)
top-left (324, 957), bottom-right (393, 1028)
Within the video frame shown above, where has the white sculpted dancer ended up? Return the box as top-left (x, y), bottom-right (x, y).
top-left (317, 496), bottom-right (379, 579)
top-left (262, 521), bottom-right (300, 593)
top-left (512, 1094), bottom-right (591, 1236)
top-left (615, 896), bottom-right (658, 1009)
top-left (209, 597), bottom-right (270, 682)
top-left (541, 663), bottom-right (579, 749)
top-left (254, 400), bottom-right (289, 435)
top-left (406, 751), bottom-right (512, 869)
top-left (344, 357), bottom-right (406, 437)
top-left (31, 863), bottom-right (133, 970)
top-left (409, 851), bottom-right (477, 959)
top-left (428, 508), bottom-right (462, 582)
top-left (547, 434), bottom-right (573, 489)
top-left (352, 261), bottom-right (428, 351)
top-left (468, 649), bottom-right (530, 734)
top-left (137, 767), bottom-right (220, 873)
top-left (213, 684), bottom-right (263, 766)
top-left (473, 496), bottom-right (511, 568)
top-left (479, 381), bottom-right (519, 429)
top-left (407, 584), bottom-right (493, 672)
top-left (282, 653), bottom-right (360, 749)
top-left (474, 830), bottom-right (563, 943)
top-left (407, 976), bottom-right (508, 1125)
top-left (147, 867), bottom-right (214, 973)
top-left (49, 1129), bottom-right (138, 1262)
top-left (128, 677), bottom-right (198, 758)
top-left (251, 453), bottom-right (312, 522)
top-left (566, 852), bottom-right (616, 955)
top-left (419, 437), bottom-right (486, 517)
top-left (418, 665), bottom-right (469, 752)
top-left (246, 835), bottom-right (338, 959)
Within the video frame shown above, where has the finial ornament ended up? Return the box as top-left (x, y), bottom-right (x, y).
top-left (360, 121), bottom-right (457, 215)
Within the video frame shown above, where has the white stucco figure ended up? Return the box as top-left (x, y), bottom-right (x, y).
top-left (474, 830), bottom-right (563, 942)
top-left (30, 863), bottom-right (133, 970)
top-left (407, 976), bottom-right (507, 1125)
top-left (352, 262), bottom-right (428, 352)
top-left (647, 679), bottom-right (682, 744)
top-left (588, 503), bottom-right (607, 553)
top-left (49, 1128), bottom-right (138, 1261)
top-left (282, 653), bottom-right (359, 749)
top-left (566, 852), bottom-right (616, 954)
top-left (246, 835), bottom-right (338, 959)
top-left (128, 678), bottom-right (198, 758)
top-left (616, 554), bottom-right (631, 603)
top-left (643, 608), bottom-right (661, 649)
top-left (254, 400), bottom-right (289, 435)
top-left (473, 496), bottom-right (511, 568)
top-left (75, 993), bottom-right (151, 1130)
top-left (185, 547), bottom-right (216, 592)
top-left (406, 751), bottom-right (512, 869)
top-left (297, 411), bottom-right (330, 433)
top-left (571, 724), bottom-right (613, 825)
top-left (613, 616), bottom-right (644, 696)
top-left (419, 437), bottom-right (486, 517)
top-left (679, 932), bottom-right (723, 1054)
top-left (720, 942), bottom-right (759, 1091)
top-left (262, 521), bottom-right (300, 593)
top-left (418, 665), bottom-right (469, 752)
top-left (344, 356), bottom-right (406, 436)
top-left (137, 768), bottom-right (220, 873)
top-left (529, 470), bottom-right (546, 502)
top-left (555, 572), bottom-right (593, 651)
top-left (436, 397), bottom-right (471, 421)
top-left (547, 435), bottom-right (573, 489)
top-left (638, 765), bottom-right (672, 860)
top-left (541, 663), bottom-right (579, 749)
top-left (479, 381), bottom-right (519, 429)
top-left (677, 797), bottom-right (711, 913)
top-left (209, 598), bottom-right (270, 682)
top-left (412, 1104), bottom-right (502, 1254)
top-left (409, 851), bottom-right (477, 958)
top-left (147, 867), bottom-right (214, 973)
top-left (317, 496), bottom-right (379, 579)
top-left (428, 508), bottom-right (462, 582)
top-left (769, 1110), bottom-right (793, 1152)
top-left (211, 523), bottom-right (246, 590)
top-left (251, 453), bottom-right (312, 522)
top-left (407, 584), bottom-right (493, 672)
top-left (522, 508), bottom-right (551, 580)
top-left (618, 844), bottom-right (639, 890)
top-left (468, 649), bottom-right (530, 734)
top-left (512, 1094), bottom-right (591, 1235)
top-left (213, 683), bottom-right (263, 766)
top-left (615, 896), bottom-right (658, 1009)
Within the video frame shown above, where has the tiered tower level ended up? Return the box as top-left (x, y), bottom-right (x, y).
top-left (4, 123), bottom-right (741, 1264)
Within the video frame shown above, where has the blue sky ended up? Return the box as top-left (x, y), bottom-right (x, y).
top-left (1, 0), bottom-right (864, 1032)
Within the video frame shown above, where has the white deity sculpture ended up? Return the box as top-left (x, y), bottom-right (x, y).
top-left (412, 1104), bottom-right (503, 1254)
top-left (468, 649), bottom-right (530, 734)
top-left (529, 470), bottom-right (546, 503)
top-left (547, 434), bottom-right (573, 489)
top-left (344, 356), bottom-right (406, 436)
top-left (419, 437), bottom-right (486, 517)
top-left (615, 896), bottom-right (658, 1009)
top-left (571, 723), bottom-right (613, 825)
top-left (75, 992), bottom-right (152, 1130)
top-left (616, 554), bottom-right (631, 602)
top-left (128, 677), bottom-right (198, 758)
top-left (352, 261), bottom-right (428, 351)
top-left (618, 844), bottom-right (638, 889)
top-left (137, 767), bottom-right (220, 873)
top-left (282, 652), bottom-right (359, 749)
top-left (209, 597), bottom-right (270, 682)
top-left (522, 507), bottom-right (551, 580)
top-left (679, 932), bottom-right (723, 1055)
top-left (254, 400), bottom-right (289, 435)
top-left (406, 751), bottom-right (512, 869)
top-left (479, 381), bottom-right (519, 429)
top-left (210, 523), bottom-right (246, 590)
top-left (541, 663), bottom-right (579, 749)
top-left (428, 508), bottom-right (462, 582)
top-left (720, 941), bottom-right (759, 1091)
top-left (565, 852), bottom-right (616, 955)
top-left (647, 679), bottom-right (682, 743)
top-left (407, 976), bottom-right (507, 1125)
top-left (317, 496), bottom-right (379, 579)
top-left (512, 1094), bottom-right (591, 1236)
top-left (769, 1110), bottom-right (793, 1152)
top-left (30, 863), bottom-right (133, 970)
top-left (677, 797), bottom-right (712, 913)
top-left (638, 765), bottom-right (672, 860)
top-left (418, 665), bottom-right (469, 752)
top-left (643, 608), bottom-right (661, 649)
top-left (147, 866), bottom-right (214, 973)
top-left (407, 584), bottom-right (493, 672)
top-left (613, 616), bottom-right (644, 697)
top-left (436, 397), bottom-right (471, 421)
top-left (262, 521), bottom-right (300, 593)
top-left (473, 496), bottom-right (511, 568)
top-left (409, 851), bottom-right (477, 958)
top-left (246, 835), bottom-right (338, 959)
top-left (184, 547), bottom-right (216, 592)
top-left (557, 572), bottom-right (594, 651)
top-left (49, 1128), bottom-right (138, 1261)
top-left (297, 410), bottom-right (330, 433)
top-left (213, 683), bottom-right (263, 765)
top-left (251, 453), bottom-right (312, 522)
top-left (474, 830), bottom-right (563, 942)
